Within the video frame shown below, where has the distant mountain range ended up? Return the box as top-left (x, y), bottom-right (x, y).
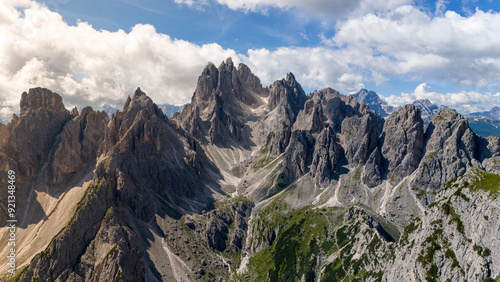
top-left (351, 89), bottom-right (395, 117)
top-left (352, 89), bottom-right (500, 137)
top-left (100, 103), bottom-right (183, 118)
top-left (469, 106), bottom-right (500, 119)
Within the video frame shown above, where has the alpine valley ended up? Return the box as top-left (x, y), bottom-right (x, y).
top-left (0, 58), bottom-right (499, 282)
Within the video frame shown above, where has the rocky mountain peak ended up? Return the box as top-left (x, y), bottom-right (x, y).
top-left (121, 87), bottom-right (162, 118)
top-left (237, 63), bottom-right (264, 94)
top-left (5, 88), bottom-right (72, 177)
top-left (413, 99), bottom-right (434, 108)
top-left (268, 72), bottom-right (307, 115)
top-left (219, 57), bottom-right (234, 70)
top-left (190, 58), bottom-right (263, 108)
top-left (47, 106), bottom-right (109, 187)
top-left (353, 89), bottom-right (383, 104)
top-left (20, 87), bottom-right (68, 118)
top-left (98, 88), bottom-right (166, 156)
top-left (133, 87), bottom-right (146, 98)
top-left (412, 99), bottom-right (446, 121)
top-left (285, 72), bottom-right (296, 83)
top-left (175, 58), bottom-right (268, 146)
top-left (431, 108), bottom-right (465, 124)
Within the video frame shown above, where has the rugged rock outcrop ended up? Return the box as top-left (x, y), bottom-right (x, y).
top-left (413, 109), bottom-right (481, 191)
top-left (385, 169), bottom-right (500, 281)
top-left (177, 58), bottom-right (266, 147)
top-left (310, 125), bottom-right (343, 182)
top-left (46, 107), bottom-right (109, 187)
top-left (477, 136), bottom-right (500, 173)
top-left (17, 87), bottom-right (219, 281)
top-left (5, 88), bottom-right (72, 178)
top-left (0, 88), bottom-right (73, 225)
top-left (381, 104), bottom-right (425, 184)
top-left (266, 73), bottom-right (308, 155)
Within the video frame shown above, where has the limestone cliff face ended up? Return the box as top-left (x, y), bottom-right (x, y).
top-left (177, 58), bottom-right (266, 147)
top-left (0, 88), bottom-right (73, 225)
top-left (4, 59), bottom-right (500, 282)
top-left (47, 107), bottom-right (109, 187)
top-left (17, 87), bottom-right (220, 281)
top-left (265, 73), bottom-right (308, 155)
top-left (381, 105), bottom-right (425, 184)
top-left (310, 125), bottom-right (343, 182)
top-left (413, 109), bottom-right (482, 191)
top-left (5, 88), bottom-right (72, 178)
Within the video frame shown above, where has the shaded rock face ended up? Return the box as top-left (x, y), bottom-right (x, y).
top-left (267, 88), bottom-right (383, 190)
top-left (99, 88), bottom-right (215, 220)
top-left (414, 109), bottom-right (480, 191)
top-left (266, 73), bottom-right (308, 155)
top-left (310, 125), bottom-right (344, 182)
top-left (0, 123), bottom-right (8, 146)
top-left (314, 88), bottom-right (375, 133)
top-left (341, 113), bottom-right (381, 166)
top-left (477, 136), bottom-right (500, 173)
top-left (364, 147), bottom-right (383, 187)
top-left (203, 201), bottom-right (253, 252)
top-left (0, 88), bottom-right (73, 225)
top-left (293, 99), bottom-right (324, 133)
top-left (6, 88), bottom-right (72, 178)
top-left (47, 107), bottom-right (109, 187)
top-left (270, 87), bottom-right (384, 188)
top-left (21, 87), bottom-right (220, 281)
top-left (381, 105), bottom-right (425, 184)
top-left (282, 130), bottom-right (316, 183)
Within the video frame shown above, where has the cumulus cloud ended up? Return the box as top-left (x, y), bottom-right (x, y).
top-left (242, 47), bottom-right (365, 91)
top-left (0, 0), bottom-right (384, 124)
top-left (0, 1), bottom-right (237, 122)
top-left (384, 83), bottom-right (500, 114)
top-left (327, 6), bottom-right (500, 86)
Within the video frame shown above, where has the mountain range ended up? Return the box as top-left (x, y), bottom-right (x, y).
top-left (100, 104), bottom-right (184, 118)
top-left (0, 58), bottom-right (499, 281)
top-left (353, 89), bottom-right (500, 138)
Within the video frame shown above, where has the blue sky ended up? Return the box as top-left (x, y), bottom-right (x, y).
top-left (1, 0), bottom-right (500, 121)
top-left (46, 0), bottom-right (500, 53)
top-left (48, 0), bottom-right (331, 51)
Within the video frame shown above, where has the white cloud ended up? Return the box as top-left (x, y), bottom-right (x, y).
top-left (174, 0), bottom-right (411, 16)
top-left (241, 47), bottom-right (366, 92)
top-left (384, 83), bottom-right (500, 114)
top-left (328, 6), bottom-right (500, 86)
top-left (435, 0), bottom-right (448, 16)
top-left (0, 1), bottom-right (237, 122)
